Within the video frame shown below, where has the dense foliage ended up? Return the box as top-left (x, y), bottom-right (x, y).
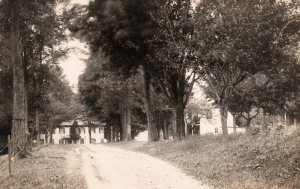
top-left (0, 0), bottom-right (75, 151)
top-left (69, 0), bottom-right (300, 140)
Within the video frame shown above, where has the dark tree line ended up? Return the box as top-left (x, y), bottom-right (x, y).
top-left (70, 0), bottom-right (300, 140)
top-left (0, 0), bottom-right (77, 156)
top-left (3, 0), bottom-right (297, 146)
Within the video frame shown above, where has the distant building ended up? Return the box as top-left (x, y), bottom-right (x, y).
top-left (186, 108), bottom-right (246, 136)
top-left (187, 84), bottom-right (246, 135)
top-left (197, 108), bottom-right (246, 135)
top-left (39, 120), bottom-right (105, 144)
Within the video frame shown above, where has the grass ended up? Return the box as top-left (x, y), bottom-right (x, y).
top-left (131, 128), bottom-right (300, 189)
top-left (0, 145), bottom-right (87, 189)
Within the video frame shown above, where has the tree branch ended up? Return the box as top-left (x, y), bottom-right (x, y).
top-left (184, 72), bottom-right (196, 106)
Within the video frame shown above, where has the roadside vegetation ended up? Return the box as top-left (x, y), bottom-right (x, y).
top-left (0, 145), bottom-right (87, 189)
top-left (134, 128), bottom-right (300, 189)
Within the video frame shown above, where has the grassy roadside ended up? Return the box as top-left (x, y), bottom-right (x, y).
top-left (0, 145), bottom-right (87, 189)
top-left (132, 129), bottom-right (300, 189)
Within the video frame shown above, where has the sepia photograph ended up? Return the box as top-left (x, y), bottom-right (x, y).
top-left (0, 0), bottom-right (299, 188)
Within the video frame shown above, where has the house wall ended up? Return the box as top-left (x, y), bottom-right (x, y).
top-left (41, 126), bottom-right (105, 144)
top-left (89, 127), bottom-right (105, 144)
top-left (199, 108), bottom-right (246, 135)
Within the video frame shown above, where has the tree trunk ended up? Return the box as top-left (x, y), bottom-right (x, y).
top-left (142, 66), bottom-right (158, 141)
top-left (245, 117), bottom-right (252, 134)
top-left (147, 109), bottom-right (158, 141)
top-left (35, 43), bottom-right (42, 145)
top-left (121, 105), bottom-right (131, 141)
top-left (121, 91), bottom-right (131, 141)
top-left (156, 111), bottom-right (161, 140)
top-left (110, 126), bottom-right (114, 142)
top-left (10, 0), bottom-right (28, 157)
top-left (174, 68), bottom-right (186, 139)
top-left (170, 110), bottom-right (176, 139)
top-left (49, 127), bottom-right (53, 144)
top-left (232, 114), bottom-right (236, 133)
top-left (105, 126), bottom-right (111, 142)
top-left (88, 119), bottom-right (91, 144)
top-left (45, 131), bottom-right (48, 144)
top-left (126, 106), bottom-right (131, 140)
top-left (175, 104), bottom-right (185, 139)
top-left (23, 52), bottom-right (31, 149)
top-left (162, 116), bottom-right (169, 140)
top-left (220, 104), bottom-right (229, 135)
top-left (119, 114), bottom-right (123, 141)
top-left (111, 127), bottom-right (115, 142)
top-left (35, 109), bottom-right (40, 145)
top-left (24, 85), bottom-right (29, 135)
top-left (115, 114), bottom-right (122, 141)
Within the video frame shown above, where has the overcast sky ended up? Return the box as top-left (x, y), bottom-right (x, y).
top-left (59, 0), bottom-right (91, 92)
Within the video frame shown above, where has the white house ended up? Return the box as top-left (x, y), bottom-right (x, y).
top-left (188, 84), bottom-right (246, 135)
top-left (39, 120), bottom-right (105, 144)
top-left (197, 108), bottom-right (246, 135)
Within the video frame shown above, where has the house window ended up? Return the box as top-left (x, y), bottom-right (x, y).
top-left (91, 128), bottom-right (96, 133)
top-left (99, 128), bottom-right (101, 133)
top-left (215, 128), bottom-right (218, 134)
top-left (78, 128), bottom-right (85, 134)
top-left (79, 128), bottom-right (85, 134)
top-left (91, 138), bottom-right (96, 144)
top-left (59, 128), bottom-right (65, 134)
top-left (206, 111), bottom-right (213, 119)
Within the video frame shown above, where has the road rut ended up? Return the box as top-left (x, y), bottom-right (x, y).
top-left (81, 144), bottom-right (210, 189)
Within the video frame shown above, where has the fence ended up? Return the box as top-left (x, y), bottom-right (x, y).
top-left (0, 136), bottom-right (12, 177)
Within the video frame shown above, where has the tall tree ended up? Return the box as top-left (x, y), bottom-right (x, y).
top-left (69, 0), bottom-right (160, 141)
top-left (78, 52), bottom-right (148, 141)
top-left (1, 0), bottom-right (70, 149)
top-left (147, 0), bottom-right (198, 139)
top-left (9, 0), bottom-right (28, 156)
top-left (21, 0), bottom-right (67, 144)
top-left (193, 0), bottom-right (300, 135)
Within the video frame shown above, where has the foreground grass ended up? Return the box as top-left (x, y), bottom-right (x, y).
top-left (0, 145), bottom-right (87, 189)
top-left (129, 129), bottom-right (300, 189)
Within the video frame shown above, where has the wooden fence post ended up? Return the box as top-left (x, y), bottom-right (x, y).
top-left (8, 135), bottom-right (12, 177)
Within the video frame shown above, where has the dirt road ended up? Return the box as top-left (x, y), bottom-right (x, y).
top-left (80, 144), bottom-right (211, 189)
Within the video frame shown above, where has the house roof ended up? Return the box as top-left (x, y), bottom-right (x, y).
top-left (59, 120), bottom-right (105, 127)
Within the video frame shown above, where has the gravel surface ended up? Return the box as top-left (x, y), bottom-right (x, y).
top-left (82, 144), bottom-right (211, 189)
